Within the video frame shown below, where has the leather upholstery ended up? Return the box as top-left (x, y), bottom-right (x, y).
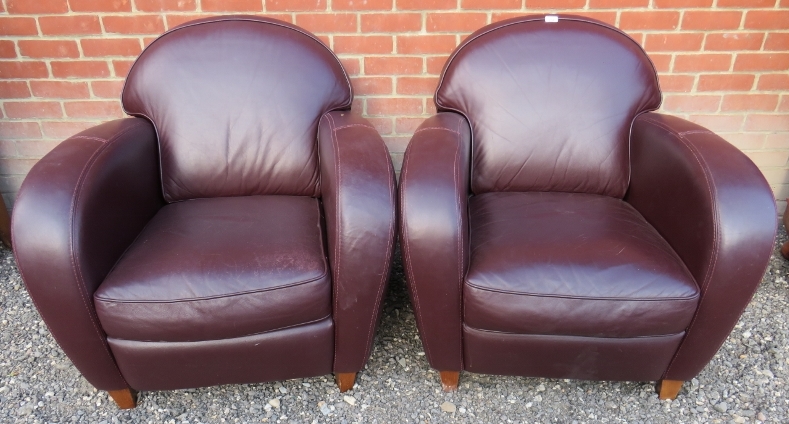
top-left (436, 15), bottom-right (660, 198)
top-left (399, 112), bottom-right (471, 372)
top-left (95, 196), bottom-right (330, 343)
top-left (318, 111), bottom-right (397, 373)
top-left (401, 15), bottom-right (776, 386)
top-left (627, 113), bottom-right (777, 381)
top-left (13, 17), bottom-right (396, 396)
top-left (12, 118), bottom-right (164, 390)
top-left (123, 16), bottom-right (352, 202)
top-left (464, 192), bottom-right (699, 338)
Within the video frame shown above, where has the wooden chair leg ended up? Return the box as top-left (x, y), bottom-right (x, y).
top-left (335, 372), bottom-right (357, 392)
top-left (439, 371), bottom-right (460, 392)
top-left (656, 380), bottom-right (683, 400)
top-left (780, 240), bottom-right (789, 260)
top-left (108, 388), bottom-right (138, 409)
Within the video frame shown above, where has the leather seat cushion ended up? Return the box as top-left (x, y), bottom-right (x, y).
top-left (95, 195), bottom-right (331, 342)
top-left (464, 192), bottom-right (699, 338)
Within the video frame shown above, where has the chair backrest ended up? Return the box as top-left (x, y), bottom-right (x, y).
top-left (123, 16), bottom-right (352, 202)
top-left (436, 15), bottom-right (661, 198)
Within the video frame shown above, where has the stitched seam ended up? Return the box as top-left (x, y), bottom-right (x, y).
top-left (333, 124), bottom-right (376, 131)
top-left (636, 118), bottom-right (721, 378)
top-left (400, 138), bottom-right (435, 365)
top-left (360, 135), bottom-right (396, 364)
top-left (70, 135), bottom-right (108, 143)
top-left (453, 117), bottom-right (464, 369)
top-left (464, 281), bottom-right (700, 301)
top-left (95, 270), bottom-right (329, 304)
top-left (414, 127), bottom-right (460, 135)
top-left (679, 130), bottom-right (714, 136)
top-left (70, 122), bottom-right (146, 386)
top-left (326, 113), bottom-right (342, 371)
top-left (463, 323), bottom-right (685, 340)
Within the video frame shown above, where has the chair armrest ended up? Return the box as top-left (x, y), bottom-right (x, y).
top-left (12, 118), bottom-right (164, 390)
top-left (626, 112), bottom-right (777, 381)
top-left (399, 112), bottom-right (471, 371)
top-left (318, 111), bottom-right (397, 373)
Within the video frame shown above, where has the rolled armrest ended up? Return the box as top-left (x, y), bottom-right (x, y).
top-left (399, 112), bottom-right (471, 371)
top-left (626, 112), bottom-right (776, 381)
top-left (12, 118), bottom-right (164, 390)
top-left (318, 111), bottom-right (397, 373)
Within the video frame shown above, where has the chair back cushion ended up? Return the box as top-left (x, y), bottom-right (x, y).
top-left (435, 15), bottom-right (661, 197)
top-left (123, 16), bottom-right (352, 202)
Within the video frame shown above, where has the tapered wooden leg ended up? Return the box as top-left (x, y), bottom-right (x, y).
top-left (656, 380), bottom-right (683, 400)
top-left (335, 372), bottom-right (357, 392)
top-left (781, 241), bottom-right (789, 260)
top-left (108, 388), bottom-right (138, 409)
top-left (439, 371), bottom-right (460, 392)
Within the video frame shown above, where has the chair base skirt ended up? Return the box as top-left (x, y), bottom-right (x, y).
top-left (108, 318), bottom-right (334, 391)
top-left (462, 325), bottom-right (684, 382)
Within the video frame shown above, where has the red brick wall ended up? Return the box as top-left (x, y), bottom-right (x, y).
top-left (1, 0), bottom-right (787, 213)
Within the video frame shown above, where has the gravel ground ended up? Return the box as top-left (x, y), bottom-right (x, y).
top-left (0, 227), bottom-right (787, 423)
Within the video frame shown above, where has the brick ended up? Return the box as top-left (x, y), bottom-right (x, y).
top-left (765, 33), bottom-right (789, 51)
top-left (398, 35), bottom-right (456, 54)
top-left (16, 141), bottom-right (60, 158)
top-left (620, 11), bottom-right (679, 30)
top-left (64, 101), bottom-right (124, 118)
top-left (333, 0), bottom-right (392, 10)
top-left (51, 61), bottom-right (111, 78)
top-left (734, 53), bottom-right (789, 72)
top-left (4, 102), bottom-right (62, 119)
top-left (6, 0), bottom-right (68, 14)
top-left (657, 74), bottom-right (694, 92)
top-left (335, 36), bottom-right (392, 54)
top-left (0, 141), bottom-right (17, 158)
top-left (339, 57), bottom-right (360, 75)
top-left (91, 80), bottom-right (125, 98)
top-left (397, 77), bottom-right (439, 95)
top-left (0, 41), bottom-right (16, 59)
top-left (0, 122), bottom-right (41, 139)
top-left (18, 40), bottom-right (79, 59)
top-left (681, 11), bottom-right (742, 31)
top-left (113, 60), bottom-right (135, 78)
top-left (527, 0), bottom-right (586, 8)
top-left (0, 18), bottom-right (38, 36)
top-left (0, 82), bottom-right (31, 99)
top-left (366, 117), bottom-right (394, 135)
top-left (704, 33), bottom-right (764, 51)
top-left (644, 33), bottom-right (703, 52)
top-left (720, 132), bottom-right (765, 150)
top-left (395, 117), bottom-right (425, 134)
top-left (295, 14), bottom-right (357, 33)
top-left (462, 0), bottom-right (520, 8)
top-left (718, 0), bottom-right (774, 7)
top-left (745, 114), bottom-right (789, 132)
top-left (367, 98), bottom-right (423, 116)
top-left (39, 16), bottom-right (102, 35)
top-left (351, 77), bottom-right (393, 95)
top-left (0, 159), bottom-right (38, 175)
top-left (662, 95), bottom-right (721, 113)
top-left (103, 16), bottom-right (166, 34)
top-left (0, 62), bottom-right (48, 79)
top-left (361, 14), bottom-right (422, 33)
top-left (397, 0), bottom-right (456, 10)
top-left (81, 39), bottom-right (143, 57)
top-left (673, 54), bottom-right (731, 72)
top-left (30, 81), bottom-right (90, 99)
top-left (589, 0), bottom-right (649, 7)
top-left (721, 94), bottom-right (779, 112)
top-left (42, 121), bottom-right (97, 138)
top-left (201, 0), bottom-right (261, 11)
top-left (745, 151), bottom-right (789, 168)
top-left (649, 54), bottom-right (672, 72)
top-left (365, 56), bottom-right (422, 75)
top-left (134, 0), bottom-right (197, 11)
top-left (426, 55), bottom-right (450, 74)
top-left (654, 0), bottom-right (711, 7)
top-left (778, 96), bottom-right (789, 113)
top-left (69, 0), bottom-right (132, 12)
top-left (697, 74), bottom-right (754, 91)
top-left (687, 114), bottom-right (743, 132)
top-left (744, 11), bottom-right (789, 30)
top-left (427, 13), bottom-right (488, 32)
top-left (165, 14), bottom-right (207, 29)
top-left (266, 0), bottom-right (326, 11)
top-left (765, 133), bottom-right (789, 149)
top-left (758, 74), bottom-right (789, 91)
top-left (383, 136), bottom-right (410, 154)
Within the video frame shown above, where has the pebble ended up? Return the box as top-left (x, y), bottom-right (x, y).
top-left (268, 398), bottom-right (280, 408)
top-left (714, 401), bottom-right (728, 413)
top-left (440, 402), bottom-right (456, 413)
top-left (343, 395), bottom-right (356, 406)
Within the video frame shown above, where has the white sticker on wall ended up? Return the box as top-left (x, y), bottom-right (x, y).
top-left (545, 15), bottom-right (559, 23)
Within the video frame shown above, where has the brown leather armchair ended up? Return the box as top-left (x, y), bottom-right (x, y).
top-left (399, 15), bottom-right (777, 399)
top-left (12, 16), bottom-right (396, 409)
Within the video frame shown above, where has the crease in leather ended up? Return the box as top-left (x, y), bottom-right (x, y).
top-left (464, 324), bottom-right (685, 340)
top-left (463, 281), bottom-right (700, 301)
